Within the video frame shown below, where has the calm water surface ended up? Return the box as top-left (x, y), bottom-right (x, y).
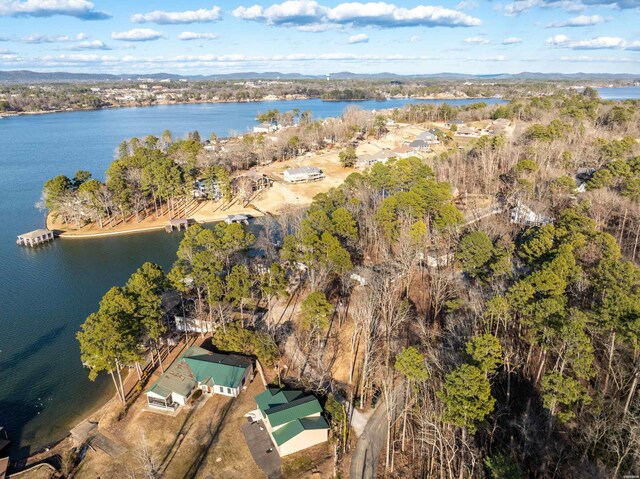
top-left (597, 86), bottom-right (640, 100)
top-left (0, 95), bottom-right (518, 457)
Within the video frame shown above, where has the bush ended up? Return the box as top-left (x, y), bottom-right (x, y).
top-left (190, 388), bottom-right (203, 404)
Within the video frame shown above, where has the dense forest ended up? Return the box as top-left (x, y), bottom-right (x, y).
top-left (75, 90), bottom-right (639, 478)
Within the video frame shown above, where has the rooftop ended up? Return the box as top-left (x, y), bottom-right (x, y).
top-left (271, 416), bottom-right (329, 446)
top-left (148, 346), bottom-right (252, 399)
top-left (285, 165), bottom-right (322, 175)
top-left (17, 229), bottom-right (52, 240)
top-left (256, 388), bottom-right (324, 428)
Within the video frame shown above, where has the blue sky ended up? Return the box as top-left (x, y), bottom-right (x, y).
top-left (0, 0), bottom-right (639, 74)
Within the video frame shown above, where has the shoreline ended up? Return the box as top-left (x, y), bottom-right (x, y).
top-left (46, 209), bottom-right (267, 239)
top-left (0, 94), bottom-right (503, 119)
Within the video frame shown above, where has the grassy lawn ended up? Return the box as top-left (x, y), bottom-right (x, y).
top-left (281, 442), bottom-right (333, 479)
top-left (74, 378), bottom-right (267, 479)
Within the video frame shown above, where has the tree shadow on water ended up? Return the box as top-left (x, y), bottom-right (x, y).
top-left (0, 324), bottom-right (67, 370)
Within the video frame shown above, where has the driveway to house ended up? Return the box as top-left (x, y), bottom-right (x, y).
top-left (349, 389), bottom-right (404, 479)
top-left (241, 420), bottom-right (282, 479)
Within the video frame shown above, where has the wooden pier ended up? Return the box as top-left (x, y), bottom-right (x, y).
top-left (165, 218), bottom-right (189, 233)
top-left (16, 229), bottom-right (54, 247)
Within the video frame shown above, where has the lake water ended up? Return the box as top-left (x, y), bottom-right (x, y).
top-left (0, 94), bottom-right (534, 458)
top-left (597, 86), bottom-right (640, 100)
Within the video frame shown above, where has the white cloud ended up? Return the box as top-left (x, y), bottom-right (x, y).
top-left (502, 36), bottom-right (523, 44)
top-left (504, 0), bottom-right (639, 15)
top-left (21, 33), bottom-right (87, 43)
top-left (233, 1), bottom-right (482, 29)
top-left (178, 32), bottom-right (220, 41)
top-left (65, 40), bottom-right (110, 50)
top-left (546, 34), bottom-right (571, 45)
top-left (571, 36), bottom-right (625, 48)
top-left (464, 35), bottom-right (491, 44)
top-left (0, 0), bottom-right (110, 19)
top-left (112, 29), bottom-right (164, 42)
top-left (348, 33), bottom-right (369, 43)
top-left (409, 35), bottom-right (420, 43)
top-left (456, 0), bottom-right (479, 9)
top-left (547, 34), bottom-right (640, 49)
top-left (548, 14), bottom-right (605, 26)
top-left (559, 55), bottom-right (640, 62)
top-left (131, 7), bottom-right (222, 25)
top-left (504, 0), bottom-right (584, 16)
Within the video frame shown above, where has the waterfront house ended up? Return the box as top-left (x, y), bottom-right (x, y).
top-left (236, 171), bottom-right (273, 191)
top-left (252, 387), bottom-right (329, 457)
top-left (146, 346), bottom-right (253, 411)
top-left (253, 122), bottom-right (277, 134)
top-left (283, 166), bottom-right (324, 183)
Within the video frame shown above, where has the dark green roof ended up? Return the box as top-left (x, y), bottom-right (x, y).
top-left (147, 346), bottom-right (251, 397)
top-left (266, 396), bottom-right (323, 428)
top-left (271, 416), bottom-right (329, 446)
top-left (255, 387), bottom-right (305, 414)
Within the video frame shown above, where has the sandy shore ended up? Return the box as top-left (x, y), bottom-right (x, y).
top-left (45, 139), bottom-right (371, 238)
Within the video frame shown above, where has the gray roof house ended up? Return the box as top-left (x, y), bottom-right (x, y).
top-left (283, 166), bottom-right (325, 183)
top-left (416, 131), bottom-right (439, 144)
top-left (146, 346), bottom-right (253, 411)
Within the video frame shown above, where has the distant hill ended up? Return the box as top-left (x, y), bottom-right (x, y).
top-left (0, 69), bottom-right (638, 83)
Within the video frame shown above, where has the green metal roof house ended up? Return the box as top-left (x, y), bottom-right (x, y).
top-left (254, 387), bottom-right (329, 456)
top-left (146, 345), bottom-right (253, 411)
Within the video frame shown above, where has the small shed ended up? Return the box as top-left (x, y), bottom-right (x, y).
top-left (17, 229), bottom-right (54, 247)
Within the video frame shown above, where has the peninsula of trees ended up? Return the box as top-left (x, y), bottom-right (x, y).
top-left (71, 89), bottom-right (640, 478)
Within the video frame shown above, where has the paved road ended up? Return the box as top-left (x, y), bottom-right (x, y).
top-left (349, 403), bottom-right (388, 479)
top-left (349, 389), bottom-right (404, 479)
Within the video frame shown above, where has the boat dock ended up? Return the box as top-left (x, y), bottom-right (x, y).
top-left (165, 218), bottom-right (189, 233)
top-left (16, 229), bottom-right (54, 247)
top-left (0, 427), bottom-right (10, 479)
top-left (225, 214), bottom-right (249, 225)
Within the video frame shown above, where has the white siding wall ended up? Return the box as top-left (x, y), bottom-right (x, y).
top-left (278, 428), bottom-right (329, 456)
top-left (171, 392), bottom-right (188, 406)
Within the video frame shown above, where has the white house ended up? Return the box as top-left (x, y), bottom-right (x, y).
top-left (283, 166), bottom-right (324, 183)
top-left (253, 122), bottom-right (277, 134)
top-left (253, 387), bottom-right (329, 457)
top-left (146, 346), bottom-right (253, 411)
